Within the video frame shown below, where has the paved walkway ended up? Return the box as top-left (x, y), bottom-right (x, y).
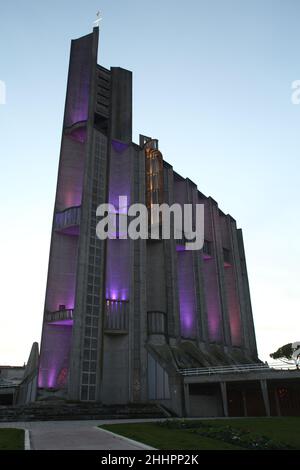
top-left (0, 419), bottom-right (157, 450)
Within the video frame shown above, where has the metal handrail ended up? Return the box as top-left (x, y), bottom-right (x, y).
top-left (45, 308), bottom-right (74, 323)
top-left (0, 380), bottom-right (21, 389)
top-left (54, 206), bottom-right (81, 231)
top-left (178, 362), bottom-right (298, 376)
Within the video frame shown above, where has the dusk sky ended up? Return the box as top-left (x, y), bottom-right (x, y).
top-left (0, 0), bottom-right (299, 364)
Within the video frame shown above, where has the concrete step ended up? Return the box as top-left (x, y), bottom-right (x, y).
top-left (0, 402), bottom-right (166, 422)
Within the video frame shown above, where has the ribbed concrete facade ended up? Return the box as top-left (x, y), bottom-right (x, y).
top-left (38, 28), bottom-right (258, 415)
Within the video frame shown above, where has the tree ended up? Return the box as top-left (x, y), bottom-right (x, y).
top-left (270, 342), bottom-right (300, 369)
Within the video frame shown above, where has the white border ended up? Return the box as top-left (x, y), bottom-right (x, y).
top-left (24, 429), bottom-right (31, 450)
top-left (95, 426), bottom-right (156, 450)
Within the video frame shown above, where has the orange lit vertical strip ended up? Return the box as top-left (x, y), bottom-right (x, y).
top-left (145, 146), bottom-right (164, 224)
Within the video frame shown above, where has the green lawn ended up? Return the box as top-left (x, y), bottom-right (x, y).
top-left (0, 428), bottom-right (24, 450)
top-left (100, 417), bottom-right (300, 450)
top-left (203, 417), bottom-right (300, 449)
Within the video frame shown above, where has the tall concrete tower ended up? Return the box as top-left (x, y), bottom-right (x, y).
top-left (38, 28), bottom-right (258, 415)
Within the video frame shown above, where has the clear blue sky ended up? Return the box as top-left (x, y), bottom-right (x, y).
top-left (0, 0), bottom-right (299, 364)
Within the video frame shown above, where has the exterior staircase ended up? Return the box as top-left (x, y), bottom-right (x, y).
top-left (0, 401), bottom-right (168, 422)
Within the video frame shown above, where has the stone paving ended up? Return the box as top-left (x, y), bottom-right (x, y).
top-left (0, 419), bottom-right (157, 450)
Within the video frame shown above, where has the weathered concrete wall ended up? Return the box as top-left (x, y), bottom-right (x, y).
top-left (189, 393), bottom-right (223, 417)
top-left (101, 335), bottom-right (129, 404)
top-left (16, 343), bottom-right (39, 405)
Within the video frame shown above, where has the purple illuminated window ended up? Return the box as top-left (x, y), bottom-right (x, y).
top-left (177, 251), bottom-right (197, 338)
top-left (105, 141), bottom-right (132, 302)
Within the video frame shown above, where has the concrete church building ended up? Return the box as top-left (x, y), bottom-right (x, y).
top-left (38, 27), bottom-right (259, 416)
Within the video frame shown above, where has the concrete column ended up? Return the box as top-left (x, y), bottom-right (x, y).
top-left (210, 199), bottom-right (231, 346)
top-left (220, 381), bottom-right (229, 417)
top-left (260, 379), bottom-right (271, 416)
top-left (186, 179), bottom-right (206, 343)
top-left (227, 217), bottom-right (246, 349)
top-left (274, 388), bottom-right (281, 416)
top-left (163, 165), bottom-right (180, 339)
top-left (184, 383), bottom-right (190, 417)
top-left (237, 229), bottom-right (258, 357)
top-left (242, 390), bottom-right (248, 416)
top-left (110, 67), bottom-right (132, 142)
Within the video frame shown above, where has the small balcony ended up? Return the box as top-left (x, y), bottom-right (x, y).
top-left (45, 308), bottom-right (74, 325)
top-left (54, 206), bottom-right (81, 235)
top-left (104, 300), bottom-right (129, 334)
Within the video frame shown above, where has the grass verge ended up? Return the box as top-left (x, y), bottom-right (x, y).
top-left (100, 417), bottom-right (300, 450)
top-left (0, 428), bottom-right (25, 450)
